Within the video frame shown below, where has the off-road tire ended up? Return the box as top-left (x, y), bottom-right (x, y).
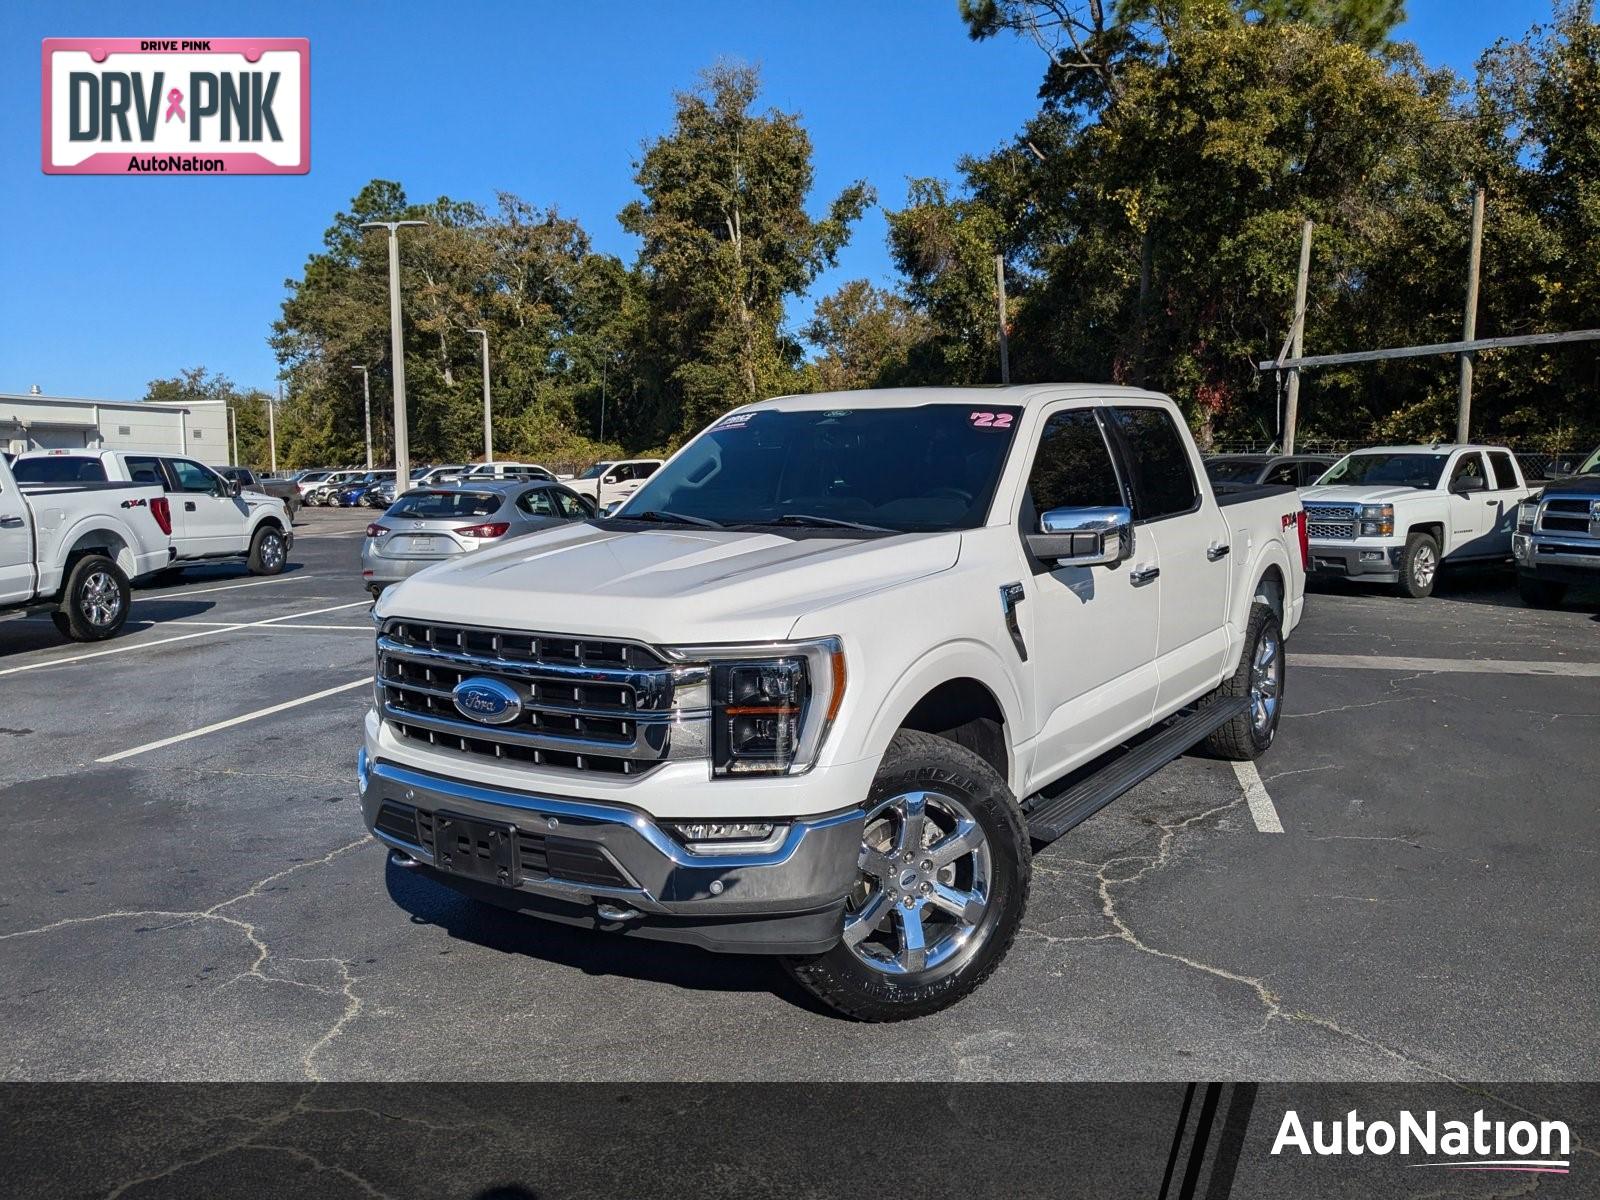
top-left (248, 524), bottom-right (287, 575)
top-left (1200, 603), bottom-right (1284, 761)
top-left (51, 554), bottom-right (130, 642)
top-left (1397, 532), bottom-right (1440, 598)
top-left (1516, 572), bottom-right (1566, 609)
top-left (782, 729), bottom-right (1030, 1022)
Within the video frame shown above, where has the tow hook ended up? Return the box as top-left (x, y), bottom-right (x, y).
top-left (389, 849), bottom-right (422, 870)
top-left (595, 902), bottom-right (643, 924)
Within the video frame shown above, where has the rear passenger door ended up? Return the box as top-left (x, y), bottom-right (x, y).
top-left (0, 467), bottom-right (34, 603)
top-left (1481, 450), bottom-right (1523, 556)
top-left (1107, 405), bottom-right (1232, 714)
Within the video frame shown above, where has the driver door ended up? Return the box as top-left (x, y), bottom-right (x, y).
top-left (1446, 452), bottom-right (1497, 557)
top-left (164, 457), bottom-right (246, 556)
top-left (1018, 403), bottom-right (1160, 790)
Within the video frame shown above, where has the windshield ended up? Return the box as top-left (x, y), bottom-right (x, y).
top-left (1205, 459), bottom-right (1264, 484)
top-left (613, 404), bottom-right (1024, 533)
top-left (1577, 446), bottom-right (1600, 475)
top-left (388, 490), bottom-right (502, 519)
top-left (578, 462), bottom-right (612, 479)
top-left (1317, 452), bottom-right (1449, 490)
top-left (13, 456), bottom-right (107, 483)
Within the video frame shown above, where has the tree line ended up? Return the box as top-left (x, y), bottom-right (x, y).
top-left (151, 1), bottom-right (1600, 470)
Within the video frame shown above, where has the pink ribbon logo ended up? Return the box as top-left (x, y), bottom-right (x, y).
top-left (164, 88), bottom-right (185, 123)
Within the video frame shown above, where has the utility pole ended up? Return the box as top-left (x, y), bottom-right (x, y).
top-left (1457, 186), bottom-right (1485, 445)
top-left (352, 365), bottom-right (373, 469)
top-left (994, 252), bottom-right (1011, 384)
top-left (269, 381), bottom-right (279, 473)
top-left (599, 358), bottom-right (607, 444)
top-left (466, 328), bottom-right (493, 464)
top-left (360, 219), bottom-right (429, 488)
top-left (1282, 219), bottom-right (1314, 455)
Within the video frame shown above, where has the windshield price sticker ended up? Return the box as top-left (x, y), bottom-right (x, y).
top-left (969, 410), bottom-right (1015, 429)
top-left (42, 38), bottom-right (310, 175)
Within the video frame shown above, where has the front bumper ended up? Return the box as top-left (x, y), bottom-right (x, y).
top-left (1514, 533), bottom-right (1600, 585)
top-left (1306, 541), bottom-right (1401, 582)
top-left (359, 751), bottom-right (864, 955)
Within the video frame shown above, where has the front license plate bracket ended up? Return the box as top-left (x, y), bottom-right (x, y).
top-left (434, 812), bottom-right (519, 886)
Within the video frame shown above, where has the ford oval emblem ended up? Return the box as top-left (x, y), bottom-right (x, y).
top-left (452, 676), bottom-right (523, 725)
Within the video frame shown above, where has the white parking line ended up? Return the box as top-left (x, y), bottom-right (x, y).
top-left (1233, 760), bottom-right (1284, 833)
top-left (96, 677), bottom-right (372, 763)
top-left (1296, 653), bottom-right (1600, 677)
top-left (0, 601), bottom-right (371, 677)
top-left (172, 621), bottom-right (371, 632)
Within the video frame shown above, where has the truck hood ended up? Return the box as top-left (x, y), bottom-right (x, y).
top-left (380, 522), bottom-right (962, 644)
top-left (1302, 484), bottom-right (1435, 505)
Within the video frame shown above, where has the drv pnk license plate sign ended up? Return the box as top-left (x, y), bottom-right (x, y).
top-left (42, 39), bottom-right (309, 175)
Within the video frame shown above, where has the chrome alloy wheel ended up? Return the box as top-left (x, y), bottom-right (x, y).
top-left (1412, 543), bottom-right (1437, 590)
top-left (1250, 625), bottom-right (1281, 735)
top-left (842, 790), bottom-right (992, 978)
top-left (78, 569), bottom-right (123, 628)
top-left (259, 530), bottom-right (285, 571)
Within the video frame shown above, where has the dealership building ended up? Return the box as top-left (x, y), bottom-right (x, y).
top-left (1, 391), bottom-right (232, 460)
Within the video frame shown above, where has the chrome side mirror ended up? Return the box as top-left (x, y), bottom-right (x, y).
top-left (1027, 506), bottom-right (1133, 567)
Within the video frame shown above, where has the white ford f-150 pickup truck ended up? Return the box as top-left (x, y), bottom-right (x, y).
top-left (1302, 443), bottom-right (1536, 598)
top-left (13, 450), bottom-right (292, 577)
top-left (0, 453), bottom-right (172, 640)
top-left (360, 386), bottom-right (1307, 1019)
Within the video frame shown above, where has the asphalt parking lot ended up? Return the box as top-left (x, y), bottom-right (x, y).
top-left (1, 508), bottom-right (1596, 1082)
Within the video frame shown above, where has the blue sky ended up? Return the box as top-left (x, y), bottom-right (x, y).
top-left (0, 0), bottom-right (1557, 400)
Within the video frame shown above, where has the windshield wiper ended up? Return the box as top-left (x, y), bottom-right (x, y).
top-left (748, 513), bottom-right (894, 533)
top-left (620, 509), bottom-right (725, 530)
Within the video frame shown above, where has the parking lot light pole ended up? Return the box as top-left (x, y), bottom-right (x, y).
top-left (466, 327), bottom-right (493, 464)
top-left (359, 219), bottom-right (429, 487)
top-left (352, 365), bottom-right (373, 470)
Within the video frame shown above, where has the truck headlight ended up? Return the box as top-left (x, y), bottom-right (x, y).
top-left (1517, 501), bottom-right (1538, 532)
top-left (1358, 503), bottom-right (1393, 537)
top-left (666, 638), bottom-right (846, 777)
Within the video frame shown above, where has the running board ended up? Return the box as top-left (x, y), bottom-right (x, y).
top-left (1025, 697), bottom-right (1250, 845)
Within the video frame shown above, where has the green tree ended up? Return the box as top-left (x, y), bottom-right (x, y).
top-left (803, 280), bottom-right (930, 390)
top-left (620, 62), bottom-right (873, 443)
top-left (143, 367), bottom-right (273, 468)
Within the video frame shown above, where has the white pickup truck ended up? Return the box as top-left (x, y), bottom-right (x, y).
top-left (1302, 444), bottom-right (1536, 598)
top-left (360, 386), bottom-right (1306, 1019)
top-left (13, 450), bottom-right (292, 577)
top-left (0, 453), bottom-right (172, 640)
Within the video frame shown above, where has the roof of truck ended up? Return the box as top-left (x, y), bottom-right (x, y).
top-left (752, 384), bottom-right (1172, 412)
top-left (1342, 444), bottom-right (1513, 455)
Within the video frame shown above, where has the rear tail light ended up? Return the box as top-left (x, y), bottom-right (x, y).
top-left (366, 523), bottom-right (389, 538)
top-left (150, 496), bottom-right (172, 536)
top-left (1296, 510), bottom-right (1309, 570)
top-left (455, 522), bottom-right (511, 539)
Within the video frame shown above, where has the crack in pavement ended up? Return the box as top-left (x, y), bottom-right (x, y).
top-left (0, 836), bottom-right (375, 1082)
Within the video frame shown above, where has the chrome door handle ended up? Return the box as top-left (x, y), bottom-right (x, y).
top-left (1206, 543), bottom-right (1230, 560)
top-left (1130, 565), bottom-right (1160, 585)
top-left (0, 514), bottom-right (24, 528)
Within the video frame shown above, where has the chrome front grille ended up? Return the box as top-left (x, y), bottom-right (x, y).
top-left (1305, 505), bottom-right (1357, 541)
top-left (1538, 497), bottom-right (1599, 537)
top-left (376, 619), bottom-right (706, 776)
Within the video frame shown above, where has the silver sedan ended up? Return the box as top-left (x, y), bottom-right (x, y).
top-left (361, 480), bottom-right (594, 596)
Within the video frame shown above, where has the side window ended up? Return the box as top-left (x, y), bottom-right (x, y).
top-left (125, 456), bottom-right (168, 488)
top-left (555, 490), bottom-right (590, 518)
top-left (1025, 408), bottom-right (1124, 515)
top-left (169, 459), bottom-right (221, 495)
top-left (633, 462), bottom-right (660, 480)
top-left (1299, 461), bottom-right (1328, 487)
top-left (1263, 462), bottom-right (1298, 486)
top-left (516, 489), bottom-right (557, 517)
top-left (1110, 406), bottom-right (1199, 520)
top-left (1449, 453), bottom-right (1487, 487)
top-left (1487, 451), bottom-right (1518, 490)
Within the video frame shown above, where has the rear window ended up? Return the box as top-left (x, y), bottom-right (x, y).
top-left (13, 457), bottom-right (107, 483)
top-left (388, 491), bottom-right (501, 518)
